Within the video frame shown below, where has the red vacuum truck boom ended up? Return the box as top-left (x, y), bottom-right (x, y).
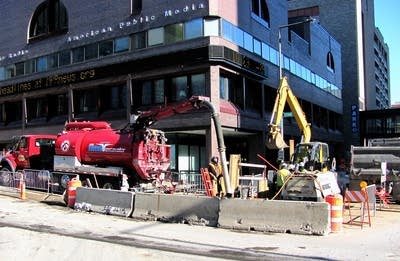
top-left (0, 96), bottom-right (231, 194)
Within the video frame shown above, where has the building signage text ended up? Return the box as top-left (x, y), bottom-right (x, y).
top-left (1, 2), bottom-right (205, 61)
top-left (69, 2), bottom-right (205, 43)
top-left (351, 104), bottom-right (358, 133)
top-left (0, 69), bottom-right (96, 97)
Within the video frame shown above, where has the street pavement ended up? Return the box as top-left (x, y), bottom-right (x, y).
top-left (0, 191), bottom-right (400, 261)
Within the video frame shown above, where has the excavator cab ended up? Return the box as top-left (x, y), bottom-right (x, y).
top-left (292, 142), bottom-right (330, 172)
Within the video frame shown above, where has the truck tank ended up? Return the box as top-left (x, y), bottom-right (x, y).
top-left (55, 122), bottom-right (170, 180)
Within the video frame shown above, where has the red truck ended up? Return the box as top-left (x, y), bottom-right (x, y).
top-left (0, 96), bottom-right (231, 194)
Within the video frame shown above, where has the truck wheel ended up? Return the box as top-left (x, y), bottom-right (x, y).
top-left (0, 166), bottom-right (13, 186)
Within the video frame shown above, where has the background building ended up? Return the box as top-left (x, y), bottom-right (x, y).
top-left (0, 0), bottom-right (343, 172)
top-left (288, 0), bottom-right (391, 152)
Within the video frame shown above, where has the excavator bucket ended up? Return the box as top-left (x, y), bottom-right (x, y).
top-left (266, 131), bottom-right (288, 149)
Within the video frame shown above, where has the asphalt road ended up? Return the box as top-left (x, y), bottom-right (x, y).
top-left (0, 191), bottom-right (400, 261)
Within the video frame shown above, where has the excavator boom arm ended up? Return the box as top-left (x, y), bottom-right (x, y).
top-left (266, 77), bottom-right (311, 149)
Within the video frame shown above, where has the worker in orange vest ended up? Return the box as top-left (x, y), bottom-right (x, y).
top-left (208, 156), bottom-right (223, 197)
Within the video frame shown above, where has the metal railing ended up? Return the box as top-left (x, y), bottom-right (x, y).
top-left (170, 171), bottom-right (205, 195)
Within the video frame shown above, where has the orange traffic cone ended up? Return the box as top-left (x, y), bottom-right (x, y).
top-left (20, 174), bottom-right (26, 200)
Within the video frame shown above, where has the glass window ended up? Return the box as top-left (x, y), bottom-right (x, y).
top-left (0, 67), bottom-right (5, 81)
top-left (269, 48), bottom-right (278, 65)
top-left (15, 62), bottom-right (25, 76)
top-left (5, 101), bottom-right (22, 123)
top-left (51, 93), bottom-right (68, 117)
top-left (142, 81), bottom-right (152, 105)
top-left (222, 20), bottom-right (234, 42)
top-left (29, 0), bottom-right (68, 41)
top-left (108, 85), bottom-right (127, 109)
top-left (131, 0), bottom-right (142, 15)
top-left (220, 76), bottom-right (229, 100)
top-left (154, 80), bottom-right (165, 104)
top-left (27, 97), bottom-right (48, 120)
top-left (24, 60), bottom-right (36, 74)
top-left (261, 43), bottom-right (270, 60)
top-left (233, 26), bottom-right (244, 47)
top-left (132, 32), bottom-right (146, 50)
top-left (72, 47), bottom-right (84, 63)
top-left (148, 27), bottom-right (164, 46)
top-left (99, 40), bottom-right (113, 57)
top-left (165, 23), bottom-right (183, 44)
top-left (283, 56), bottom-right (290, 71)
top-left (243, 32), bottom-right (253, 52)
top-left (37, 56), bottom-right (48, 72)
top-left (59, 50), bottom-right (71, 66)
top-left (178, 144), bottom-right (189, 172)
top-left (204, 18), bottom-right (219, 36)
top-left (85, 43), bottom-right (98, 60)
top-left (48, 53), bottom-right (58, 69)
top-left (115, 37), bottom-right (130, 53)
top-left (184, 18), bottom-right (202, 39)
top-left (5, 65), bottom-right (15, 79)
top-left (251, 0), bottom-right (270, 27)
top-left (172, 76), bottom-right (188, 101)
top-left (191, 74), bottom-right (205, 96)
top-left (75, 89), bottom-right (97, 113)
top-left (253, 38), bottom-right (261, 55)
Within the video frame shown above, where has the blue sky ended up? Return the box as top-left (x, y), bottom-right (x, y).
top-left (375, 0), bottom-right (399, 105)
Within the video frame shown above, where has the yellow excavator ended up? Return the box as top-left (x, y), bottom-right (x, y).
top-left (266, 77), bottom-right (340, 201)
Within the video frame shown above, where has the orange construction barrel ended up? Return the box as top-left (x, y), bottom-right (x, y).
top-left (325, 194), bottom-right (343, 233)
top-left (66, 178), bottom-right (82, 208)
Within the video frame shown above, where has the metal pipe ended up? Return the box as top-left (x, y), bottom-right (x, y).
top-left (199, 99), bottom-right (233, 197)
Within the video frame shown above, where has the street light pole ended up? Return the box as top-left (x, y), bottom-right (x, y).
top-left (278, 17), bottom-right (315, 79)
top-left (276, 17), bottom-right (315, 162)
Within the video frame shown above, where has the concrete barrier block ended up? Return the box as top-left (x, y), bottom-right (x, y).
top-left (218, 199), bottom-right (330, 235)
top-left (75, 187), bottom-right (134, 217)
top-left (132, 193), bottom-right (219, 227)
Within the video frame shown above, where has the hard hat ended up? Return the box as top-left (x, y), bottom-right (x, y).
top-left (281, 163), bottom-right (287, 168)
top-left (299, 162), bottom-right (305, 167)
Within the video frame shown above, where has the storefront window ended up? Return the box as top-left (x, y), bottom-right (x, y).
top-left (172, 76), bottom-right (188, 101)
top-left (48, 53), bottom-right (58, 69)
top-left (191, 74), bottom-right (205, 96)
top-left (154, 80), bottom-right (165, 104)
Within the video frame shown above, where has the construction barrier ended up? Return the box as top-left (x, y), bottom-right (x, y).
top-left (343, 189), bottom-right (371, 228)
top-left (66, 178), bottom-right (82, 207)
top-left (132, 192), bottom-right (220, 227)
top-left (74, 187), bottom-right (135, 217)
top-left (218, 199), bottom-right (330, 235)
top-left (325, 194), bottom-right (343, 233)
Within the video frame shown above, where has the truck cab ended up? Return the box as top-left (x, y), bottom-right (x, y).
top-left (2, 135), bottom-right (57, 172)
